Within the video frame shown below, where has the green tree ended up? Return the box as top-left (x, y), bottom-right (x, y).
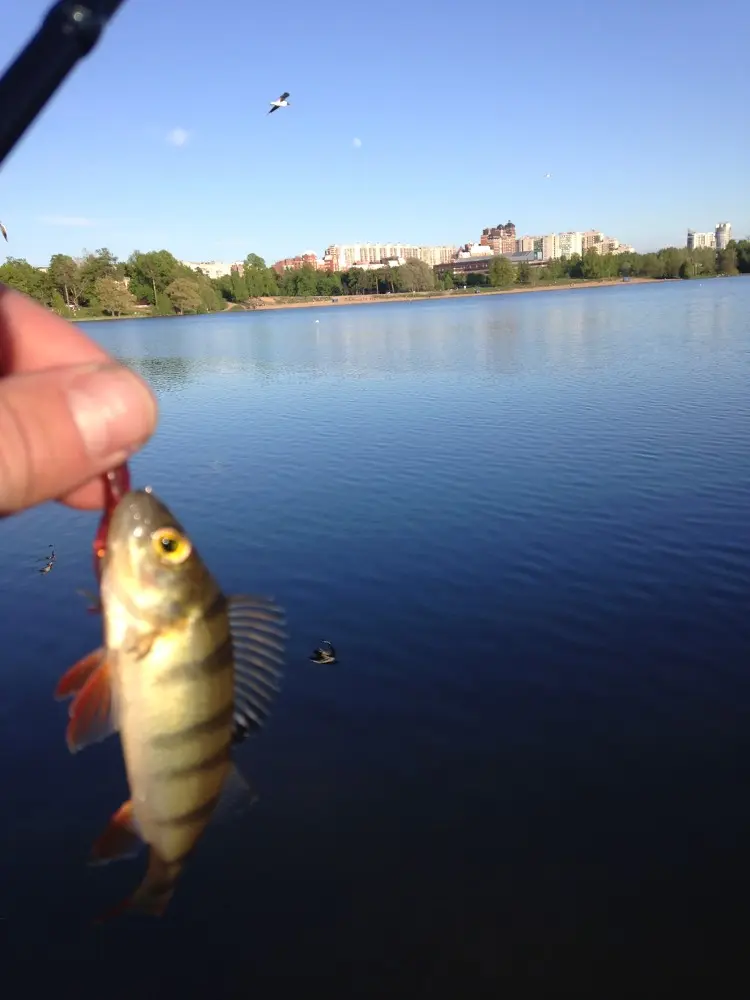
top-left (581, 249), bottom-right (604, 280)
top-left (717, 246), bottom-right (738, 275)
top-left (127, 250), bottom-right (181, 307)
top-left (488, 255), bottom-right (515, 287)
top-left (48, 253), bottom-right (81, 307)
top-left (638, 253), bottom-right (663, 278)
top-left (691, 247), bottom-right (716, 275)
top-left (243, 253), bottom-right (278, 296)
top-left (230, 269), bottom-right (248, 301)
top-left (732, 239), bottom-right (750, 273)
top-left (0, 257), bottom-right (53, 303)
top-left (94, 276), bottom-right (137, 317)
top-left (213, 273), bottom-right (235, 301)
top-left (316, 272), bottom-right (343, 296)
top-left (658, 247), bottom-right (684, 279)
top-left (279, 263), bottom-right (319, 296)
top-left (399, 258), bottom-right (435, 292)
top-left (515, 261), bottom-right (532, 285)
top-left (165, 277), bottom-right (203, 314)
top-left (80, 247), bottom-right (122, 302)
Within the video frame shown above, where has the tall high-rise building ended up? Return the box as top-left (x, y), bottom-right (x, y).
top-left (715, 222), bottom-right (732, 250)
top-left (532, 234), bottom-right (559, 261)
top-left (687, 230), bottom-right (716, 250)
top-left (557, 232), bottom-right (584, 258)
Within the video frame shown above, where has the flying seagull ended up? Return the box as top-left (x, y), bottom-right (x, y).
top-left (544, 172), bottom-right (552, 179)
top-left (268, 92), bottom-right (290, 115)
top-left (0, 221), bottom-right (7, 241)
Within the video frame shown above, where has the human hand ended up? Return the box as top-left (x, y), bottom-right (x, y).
top-left (0, 286), bottom-right (158, 516)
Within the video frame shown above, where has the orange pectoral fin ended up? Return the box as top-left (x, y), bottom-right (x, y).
top-left (90, 800), bottom-right (144, 866)
top-left (54, 647), bottom-right (106, 700)
top-left (62, 653), bottom-right (119, 754)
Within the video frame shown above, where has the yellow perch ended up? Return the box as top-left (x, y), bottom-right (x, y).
top-left (55, 487), bottom-right (286, 920)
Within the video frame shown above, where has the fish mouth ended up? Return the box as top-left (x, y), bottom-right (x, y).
top-left (109, 488), bottom-right (176, 539)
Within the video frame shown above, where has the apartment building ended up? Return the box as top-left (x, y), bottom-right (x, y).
top-left (271, 252), bottom-right (321, 274)
top-left (715, 222), bottom-right (732, 250)
top-left (687, 230), bottom-right (716, 250)
top-left (181, 260), bottom-right (244, 279)
top-left (530, 234), bottom-right (559, 261)
top-left (557, 232), bottom-right (584, 257)
top-left (321, 243), bottom-right (457, 271)
top-left (479, 221), bottom-right (516, 254)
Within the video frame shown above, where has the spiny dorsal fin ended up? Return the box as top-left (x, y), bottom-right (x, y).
top-left (227, 594), bottom-right (286, 744)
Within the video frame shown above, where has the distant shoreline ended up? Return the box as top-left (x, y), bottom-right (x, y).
top-left (251, 275), bottom-right (660, 312)
top-left (73, 275), bottom-right (663, 323)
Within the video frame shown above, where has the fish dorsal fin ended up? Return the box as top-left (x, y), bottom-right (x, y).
top-left (227, 594), bottom-right (286, 744)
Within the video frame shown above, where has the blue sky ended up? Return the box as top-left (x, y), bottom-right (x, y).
top-left (1, 0), bottom-right (748, 267)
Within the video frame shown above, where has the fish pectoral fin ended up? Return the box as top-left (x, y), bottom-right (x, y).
top-left (62, 652), bottom-right (119, 754)
top-left (90, 799), bottom-right (145, 866)
top-left (123, 628), bottom-right (157, 661)
top-left (227, 594), bottom-right (286, 744)
top-left (54, 646), bottom-right (106, 700)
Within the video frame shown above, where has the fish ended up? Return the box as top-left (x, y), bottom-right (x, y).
top-left (54, 487), bottom-right (286, 920)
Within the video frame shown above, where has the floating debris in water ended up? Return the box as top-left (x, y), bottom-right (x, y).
top-left (310, 640), bottom-right (337, 665)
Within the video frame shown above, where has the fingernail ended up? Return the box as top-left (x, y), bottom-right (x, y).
top-left (66, 364), bottom-right (157, 461)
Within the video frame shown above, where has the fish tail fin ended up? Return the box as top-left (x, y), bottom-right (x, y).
top-left (94, 852), bottom-right (181, 924)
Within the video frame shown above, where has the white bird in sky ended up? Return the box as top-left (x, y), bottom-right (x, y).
top-left (0, 221), bottom-right (7, 241)
top-left (267, 92), bottom-right (291, 115)
top-left (544, 172), bottom-right (552, 179)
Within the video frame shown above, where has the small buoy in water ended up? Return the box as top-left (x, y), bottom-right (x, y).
top-left (310, 640), bottom-right (337, 664)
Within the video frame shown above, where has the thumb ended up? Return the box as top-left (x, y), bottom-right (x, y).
top-left (0, 362), bottom-right (157, 516)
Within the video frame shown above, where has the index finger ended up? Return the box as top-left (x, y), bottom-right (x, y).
top-left (0, 286), bottom-right (112, 376)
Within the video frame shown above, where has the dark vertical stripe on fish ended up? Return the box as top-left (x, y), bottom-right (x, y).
top-left (148, 702), bottom-right (235, 750)
top-left (202, 588), bottom-right (227, 626)
top-left (156, 793), bottom-right (222, 828)
top-left (155, 635), bottom-right (233, 685)
top-left (154, 744), bottom-right (231, 782)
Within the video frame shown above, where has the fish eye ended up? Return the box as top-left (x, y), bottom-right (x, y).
top-left (151, 527), bottom-right (192, 565)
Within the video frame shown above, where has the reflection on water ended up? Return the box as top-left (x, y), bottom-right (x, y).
top-left (1, 279), bottom-right (749, 978)
top-left (82, 280), bottom-right (748, 390)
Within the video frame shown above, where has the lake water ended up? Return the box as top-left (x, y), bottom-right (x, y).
top-left (1, 279), bottom-right (749, 981)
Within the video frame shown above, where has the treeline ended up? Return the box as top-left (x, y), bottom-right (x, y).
top-left (478, 240), bottom-right (750, 289)
top-left (0, 249), bottom-right (446, 317)
top-left (0, 240), bottom-right (748, 319)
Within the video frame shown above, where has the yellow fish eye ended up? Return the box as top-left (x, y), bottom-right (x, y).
top-left (151, 527), bottom-right (192, 564)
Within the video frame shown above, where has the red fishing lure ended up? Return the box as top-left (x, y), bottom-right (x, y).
top-left (85, 464), bottom-right (131, 613)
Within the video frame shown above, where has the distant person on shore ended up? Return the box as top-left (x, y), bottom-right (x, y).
top-left (0, 286), bottom-right (158, 518)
